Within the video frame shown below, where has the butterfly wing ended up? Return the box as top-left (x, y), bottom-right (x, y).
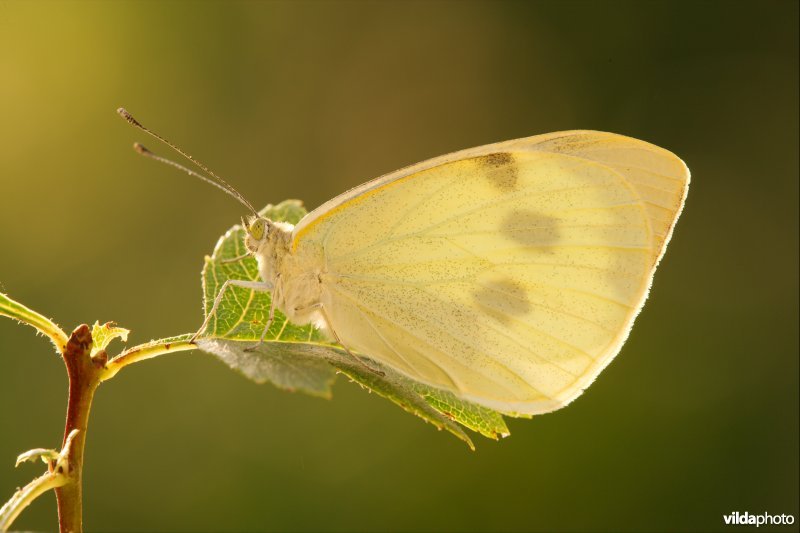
top-left (292, 131), bottom-right (689, 415)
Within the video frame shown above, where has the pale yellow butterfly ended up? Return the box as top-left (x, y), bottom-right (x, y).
top-left (119, 110), bottom-right (689, 416)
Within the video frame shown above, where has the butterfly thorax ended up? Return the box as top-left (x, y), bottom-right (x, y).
top-left (252, 220), bottom-right (326, 329)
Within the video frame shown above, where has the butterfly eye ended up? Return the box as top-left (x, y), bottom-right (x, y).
top-left (248, 219), bottom-right (266, 241)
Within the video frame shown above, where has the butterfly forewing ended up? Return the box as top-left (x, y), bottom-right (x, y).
top-left (292, 131), bottom-right (688, 415)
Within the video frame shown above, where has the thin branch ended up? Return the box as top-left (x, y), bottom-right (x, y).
top-left (0, 430), bottom-right (79, 532)
top-left (100, 337), bottom-right (196, 382)
top-left (0, 293), bottom-right (69, 353)
top-left (0, 470), bottom-right (67, 531)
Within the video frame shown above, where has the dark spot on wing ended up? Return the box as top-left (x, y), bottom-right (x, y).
top-left (481, 152), bottom-right (514, 166)
top-left (477, 152), bottom-right (518, 190)
top-left (500, 209), bottom-right (561, 248)
top-left (472, 278), bottom-right (531, 325)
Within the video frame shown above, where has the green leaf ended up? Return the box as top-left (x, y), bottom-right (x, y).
top-left (325, 351), bottom-right (476, 447)
top-left (412, 385), bottom-right (510, 440)
top-left (15, 448), bottom-right (59, 468)
top-left (0, 292), bottom-right (69, 353)
top-left (197, 338), bottom-right (338, 399)
top-left (90, 321), bottom-right (129, 359)
top-left (195, 199), bottom-right (510, 447)
top-left (197, 338), bottom-right (475, 448)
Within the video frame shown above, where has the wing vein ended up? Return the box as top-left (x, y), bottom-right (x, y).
top-left (428, 223), bottom-right (646, 238)
top-left (328, 182), bottom-right (624, 263)
top-left (326, 283), bottom-right (543, 398)
top-left (385, 170), bottom-right (465, 238)
top-left (347, 301), bottom-right (461, 390)
top-left (475, 281), bottom-right (617, 335)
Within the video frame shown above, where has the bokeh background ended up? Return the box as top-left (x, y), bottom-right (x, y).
top-left (0, 1), bottom-right (797, 531)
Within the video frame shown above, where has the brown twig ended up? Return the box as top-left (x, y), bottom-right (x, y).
top-left (53, 324), bottom-right (102, 533)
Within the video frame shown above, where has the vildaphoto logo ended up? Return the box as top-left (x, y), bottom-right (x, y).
top-left (723, 511), bottom-right (796, 527)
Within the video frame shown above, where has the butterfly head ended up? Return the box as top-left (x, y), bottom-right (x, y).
top-left (242, 216), bottom-right (272, 254)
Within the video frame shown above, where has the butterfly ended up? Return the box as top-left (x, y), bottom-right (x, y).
top-left (120, 109), bottom-right (689, 416)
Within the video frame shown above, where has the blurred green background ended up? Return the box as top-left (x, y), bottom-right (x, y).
top-left (1, 1), bottom-right (797, 531)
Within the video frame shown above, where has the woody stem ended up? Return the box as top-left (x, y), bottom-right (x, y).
top-left (53, 325), bottom-right (102, 533)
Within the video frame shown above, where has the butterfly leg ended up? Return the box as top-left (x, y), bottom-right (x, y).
top-left (221, 252), bottom-right (251, 264)
top-left (243, 274), bottom-right (282, 351)
top-left (311, 303), bottom-right (385, 377)
top-left (243, 292), bottom-right (279, 352)
top-left (191, 279), bottom-right (273, 343)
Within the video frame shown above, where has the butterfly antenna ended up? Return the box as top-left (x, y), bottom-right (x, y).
top-left (131, 143), bottom-right (249, 203)
top-left (117, 107), bottom-right (259, 217)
